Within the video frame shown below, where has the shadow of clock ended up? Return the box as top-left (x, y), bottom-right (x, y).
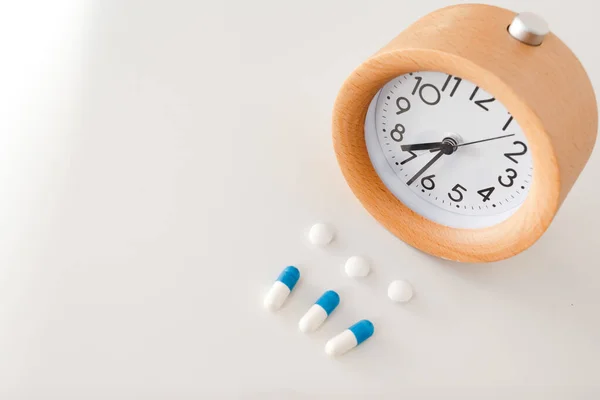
top-left (425, 206), bottom-right (597, 331)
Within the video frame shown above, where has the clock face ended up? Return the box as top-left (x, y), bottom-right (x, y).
top-left (364, 71), bottom-right (533, 229)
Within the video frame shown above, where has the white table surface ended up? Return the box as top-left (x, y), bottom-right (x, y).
top-left (1, 0), bottom-right (599, 398)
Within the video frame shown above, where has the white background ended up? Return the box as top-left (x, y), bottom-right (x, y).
top-left (0, 0), bottom-right (599, 398)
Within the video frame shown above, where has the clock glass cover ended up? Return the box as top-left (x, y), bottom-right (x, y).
top-left (365, 71), bottom-right (533, 229)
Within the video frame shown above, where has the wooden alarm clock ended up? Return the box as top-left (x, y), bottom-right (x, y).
top-left (332, 4), bottom-right (597, 262)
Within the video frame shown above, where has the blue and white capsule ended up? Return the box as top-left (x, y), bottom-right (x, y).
top-left (325, 319), bottom-right (374, 357)
top-left (298, 290), bottom-right (340, 333)
top-left (264, 266), bottom-right (300, 312)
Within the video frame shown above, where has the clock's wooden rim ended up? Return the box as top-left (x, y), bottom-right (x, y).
top-left (332, 4), bottom-right (597, 262)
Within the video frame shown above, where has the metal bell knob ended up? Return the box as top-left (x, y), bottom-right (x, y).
top-left (508, 12), bottom-right (549, 46)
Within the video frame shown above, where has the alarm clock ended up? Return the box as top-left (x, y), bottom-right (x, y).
top-left (332, 4), bottom-right (597, 262)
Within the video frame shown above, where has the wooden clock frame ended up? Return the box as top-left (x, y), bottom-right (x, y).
top-left (332, 4), bottom-right (597, 262)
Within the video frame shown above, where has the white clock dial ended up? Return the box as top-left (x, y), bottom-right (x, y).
top-left (364, 71), bottom-right (533, 229)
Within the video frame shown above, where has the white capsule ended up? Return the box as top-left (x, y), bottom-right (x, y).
top-left (264, 266), bottom-right (300, 312)
top-left (299, 305), bottom-right (328, 333)
top-left (325, 320), bottom-right (374, 357)
top-left (264, 281), bottom-right (291, 312)
top-left (325, 330), bottom-right (357, 357)
top-left (298, 290), bottom-right (340, 333)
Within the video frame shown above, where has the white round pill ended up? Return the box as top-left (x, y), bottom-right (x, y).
top-left (344, 256), bottom-right (370, 277)
top-left (388, 280), bottom-right (414, 303)
top-left (308, 223), bottom-right (334, 246)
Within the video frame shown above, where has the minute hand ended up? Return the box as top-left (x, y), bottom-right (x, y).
top-left (407, 150), bottom-right (444, 186)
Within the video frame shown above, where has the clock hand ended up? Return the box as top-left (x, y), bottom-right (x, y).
top-left (406, 149), bottom-right (444, 186)
top-left (459, 133), bottom-right (515, 147)
top-left (401, 141), bottom-right (444, 151)
top-left (428, 133), bottom-right (515, 152)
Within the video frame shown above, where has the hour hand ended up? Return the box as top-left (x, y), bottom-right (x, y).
top-left (400, 141), bottom-right (444, 151)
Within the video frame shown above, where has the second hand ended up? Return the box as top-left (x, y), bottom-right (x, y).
top-left (428, 133), bottom-right (515, 152)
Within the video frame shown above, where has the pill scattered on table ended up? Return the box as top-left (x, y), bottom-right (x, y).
top-left (308, 223), bottom-right (334, 246)
top-left (299, 290), bottom-right (340, 333)
top-left (325, 319), bottom-right (374, 357)
top-left (387, 280), bottom-right (413, 303)
top-left (264, 266), bottom-right (300, 312)
top-left (344, 256), bottom-right (370, 277)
